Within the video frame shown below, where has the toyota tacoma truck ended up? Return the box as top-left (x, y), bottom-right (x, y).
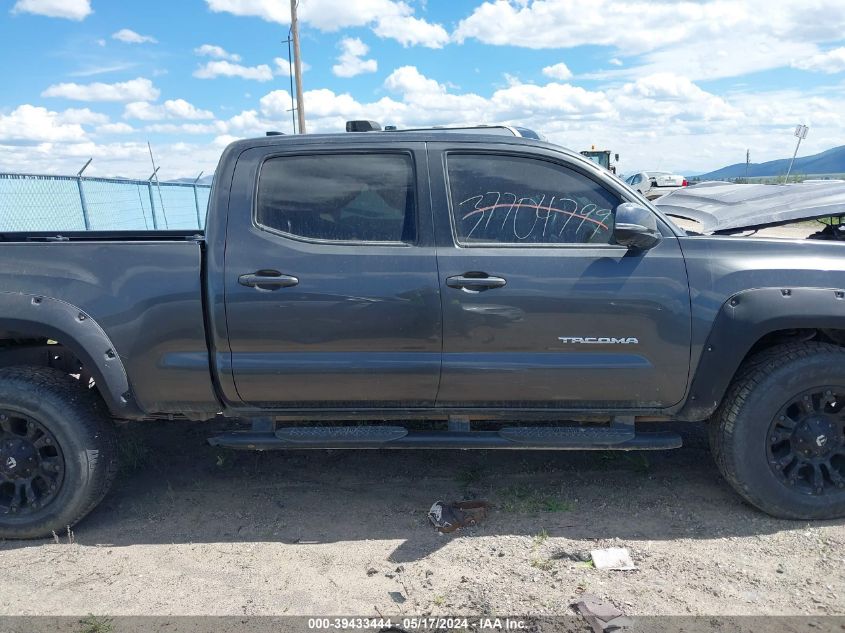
top-left (1, 130), bottom-right (844, 539)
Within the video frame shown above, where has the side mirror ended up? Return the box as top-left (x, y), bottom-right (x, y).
top-left (613, 202), bottom-right (662, 251)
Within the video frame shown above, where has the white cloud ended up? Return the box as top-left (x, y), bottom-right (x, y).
top-left (96, 122), bottom-right (135, 135)
top-left (112, 28), bottom-right (157, 44)
top-left (0, 105), bottom-right (88, 144)
top-left (609, 58), bottom-right (623, 67)
top-left (792, 47), bottom-right (845, 74)
top-left (6, 62), bottom-right (845, 179)
top-left (205, 0), bottom-right (289, 23)
top-left (42, 78), bottom-right (160, 102)
top-left (616, 73), bottom-right (740, 123)
top-left (194, 44), bottom-right (242, 62)
top-left (193, 60), bottom-right (274, 81)
top-left (332, 38), bottom-right (378, 78)
top-left (257, 66), bottom-right (616, 136)
top-left (11, 0), bottom-right (91, 20)
top-left (454, 0), bottom-right (735, 52)
top-left (616, 34), bottom-right (817, 82)
top-left (163, 99), bottom-right (215, 120)
top-left (0, 139), bottom-right (226, 179)
top-left (124, 99), bottom-right (215, 121)
top-left (541, 62), bottom-right (572, 81)
top-left (455, 0), bottom-right (845, 80)
top-left (56, 108), bottom-right (110, 126)
top-left (146, 122), bottom-right (226, 135)
top-left (205, 0), bottom-right (448, 47)
top-left (273, 57), bottom-right (311, 77)
top-left (373, 13), bottom-right (449, 48)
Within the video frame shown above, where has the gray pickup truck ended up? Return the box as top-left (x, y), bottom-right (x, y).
top-left (1, 130), bottom-right (844, 539)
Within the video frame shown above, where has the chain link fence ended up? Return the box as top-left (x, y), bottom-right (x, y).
top-left (0, 173), bottom-right (211, 232)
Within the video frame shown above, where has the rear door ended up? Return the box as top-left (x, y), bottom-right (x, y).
top-left (428, 143), bottom-right (691, 409)
top-left (223, 143), bottom-right (441, 407)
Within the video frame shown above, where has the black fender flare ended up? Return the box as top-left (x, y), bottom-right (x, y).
top-left (675, 286), bottom-right (845, 421)
top-left (0, 291), bottom-right (141, 417)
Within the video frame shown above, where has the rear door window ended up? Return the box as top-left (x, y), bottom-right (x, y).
top-left (256, 153), bottom-right (416, 243)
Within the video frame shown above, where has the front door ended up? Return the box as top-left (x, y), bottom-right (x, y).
top-left (224, 145), bottom-right (441, 407)
top-left (428, 145), bottom-right (691, 409)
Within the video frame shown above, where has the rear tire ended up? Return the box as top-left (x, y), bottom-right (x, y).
top-left (710, 342), bottom-right (845, 519)
top-left (0, 367), bottom-right (118, 539)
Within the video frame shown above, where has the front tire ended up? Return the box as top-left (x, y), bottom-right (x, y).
top-left (0, 367), bottom-right (118, 539)
top-left (711, 342), bottom-right (845, 520)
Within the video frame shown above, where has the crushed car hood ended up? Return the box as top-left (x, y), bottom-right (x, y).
top-left (654, 180), bottom-right (845, 233)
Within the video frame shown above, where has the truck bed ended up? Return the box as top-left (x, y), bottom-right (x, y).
top-left (0, 238), bottom-right (218, 415)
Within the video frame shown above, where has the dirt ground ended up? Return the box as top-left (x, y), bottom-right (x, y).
top-left (0, 420), bottom-right (842, 619)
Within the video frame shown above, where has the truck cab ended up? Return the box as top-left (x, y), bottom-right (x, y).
top-left (579, 148), bottom-right (619, 174)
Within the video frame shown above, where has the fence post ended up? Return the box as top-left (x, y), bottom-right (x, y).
top-left (147, 181), bottom-right (159, 230)
top-left (192, 184), bottom-right (202, 229)
top-left (76, 177), bottom-right (91, 230)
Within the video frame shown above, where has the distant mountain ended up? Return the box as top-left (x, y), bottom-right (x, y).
top-left (696, 145), bottom-right (845, 180)
top-left (168, 175), bottom-right (214, 185)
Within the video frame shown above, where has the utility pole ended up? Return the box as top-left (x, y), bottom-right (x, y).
top-left (784, 124), bottom-right (809, 183)
top-left (282, 35), bottom-right (297, 133)
top-left (290, 0), bottom-right (306, 134)
top-left (745, 149), bottom-right (750, 182)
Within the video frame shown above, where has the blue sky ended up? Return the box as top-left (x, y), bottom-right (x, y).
top-left (1, 0), bottom-right (845, 177)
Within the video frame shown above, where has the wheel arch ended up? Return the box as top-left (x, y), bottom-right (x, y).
top-left (675, 287), bottom-right (845, 421)
top-left (0, 292), bottom-right (141, 418)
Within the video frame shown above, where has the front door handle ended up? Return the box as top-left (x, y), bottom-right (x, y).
top-left (238, 270), bottom-right (299, 290)
top-left (446, 273), bottom-right (507, 292)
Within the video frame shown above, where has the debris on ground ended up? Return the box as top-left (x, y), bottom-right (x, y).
top-left (388, 591), bottom-right (406, 604)
top-left (572, 593), bottom-right (633, 633)
top-left (427, 500), bottom-right (489, 533)
top-left (552, 549), bottom-right (592, 562)
top-left (590, 547), bottom-right (637, 571)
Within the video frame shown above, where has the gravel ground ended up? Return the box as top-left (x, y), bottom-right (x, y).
top-left (0, 420), bottom-right (842, 619)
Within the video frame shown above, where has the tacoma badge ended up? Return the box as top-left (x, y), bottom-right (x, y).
top-left (558, 337), bottom-right (639, 344)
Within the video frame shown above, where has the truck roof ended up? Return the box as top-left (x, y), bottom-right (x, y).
top-left (222, 131), bottom-right (589, 167)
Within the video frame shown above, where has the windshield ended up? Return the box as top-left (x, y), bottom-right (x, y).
top-left (582, 152), bottom-right (610, 169)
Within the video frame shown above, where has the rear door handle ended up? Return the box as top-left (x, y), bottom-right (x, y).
top-left (238, 270), bottom-right (299, 290)
top-left (446, 273), bottom-right (507, 292)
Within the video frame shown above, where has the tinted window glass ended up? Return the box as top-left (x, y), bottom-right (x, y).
top-left (446, 154), bottom-right (619, 245)
top-left (257, 153), bottom-right (415, 242)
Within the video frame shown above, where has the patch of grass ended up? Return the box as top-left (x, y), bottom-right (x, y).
top-left (542, 498), bottom-right (573, 512)
top-left (116, 433), bottom-right (150, 475)
top-left (51, 525), bottom-right (75, 545)
top-left (455, 465), bottom-right (484, 488)
top-left (78, 615), bottom-right (113, 633)
top-left (625, 453), bottom-right (651, 473)
top-left (533, 528), bottom-right (549, 546)
top-left (432, 595), bottom-right (446, 607)
top-left (498, 484), bottom-right (573, 514)
top-left (530, 558), bottom-right (555, 572)
top-left (599, 452), bottom-right (621, 462)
